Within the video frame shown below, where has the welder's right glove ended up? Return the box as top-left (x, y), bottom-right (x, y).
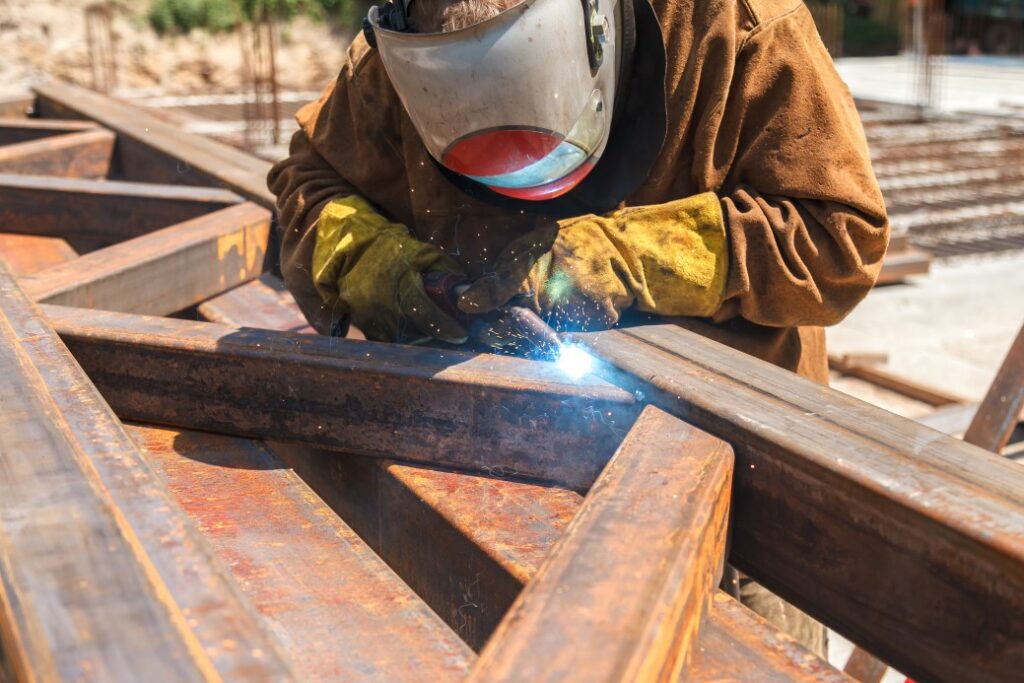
top-left (458, 193), bottom-right (729, 330)
top-left (311, 195), bottom-right (468, 344)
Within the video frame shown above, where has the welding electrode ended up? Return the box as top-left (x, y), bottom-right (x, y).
top-left (423, 271), bottom-right (561, 358)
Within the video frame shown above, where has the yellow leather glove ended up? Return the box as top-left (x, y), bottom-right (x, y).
top-left (312, 195), bottom-right (468, 343)
top-left (458, 193), bottom-right (729, 329)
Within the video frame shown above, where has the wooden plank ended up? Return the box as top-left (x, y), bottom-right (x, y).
top-left (211, 280), bottom-right (849, 681)
top-left (0, 260), bottom-right (293, 681)
top-left (44, 307), bottom-right (640, 489)
top-left (0, 129), bottom-right (115, 178)
top-left (467, 406), bottom-right (733, 682)
top-left (0, 118), bottom-right (99, 145)
top-left (0, 233), bottom-right (78, 276)
top-left (0, 173), bottom-right (241, 248)
top-left (580, 324), bottom-right (1024, 683)
top-left (126, 424), bottom-right (473, 682)
top-left (22, 202), bottom-right (270, 314)
top-left (199, 275), bottom-right (315, 333)
top-left (963, 323), bottom-right (1024, 453)
top-left (33, 82), bottom-right (275, 207)
top-left (828, 353), bottom-right (965, 406)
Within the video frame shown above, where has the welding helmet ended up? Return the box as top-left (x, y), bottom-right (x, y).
top-left (365, 0), bottom-right (621, 201)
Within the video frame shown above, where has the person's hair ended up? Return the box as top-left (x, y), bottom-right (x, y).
top-left (410, 0), bottom-right (519, 32)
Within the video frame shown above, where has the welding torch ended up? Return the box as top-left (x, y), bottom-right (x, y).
top-left (423, 271), bottom-right (563, 360)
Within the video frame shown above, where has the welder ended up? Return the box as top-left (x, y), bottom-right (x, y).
top-left (268, 0), bottom-right (889, 654)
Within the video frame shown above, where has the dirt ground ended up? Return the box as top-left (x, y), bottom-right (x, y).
top-left (0, 0), bottom-right (350, 95)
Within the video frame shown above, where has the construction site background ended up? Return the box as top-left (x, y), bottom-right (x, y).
top-left (0, 0), bottom-right (353, 95)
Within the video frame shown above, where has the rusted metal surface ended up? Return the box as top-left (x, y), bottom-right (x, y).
top-left (0, 128), bottom-right (114, 178)
top-left (0, 260), bottom-right (293, 681)
top-left (33, 82), bottom-right (275, 206)
top-left (843, 647), bottom-right (888, 683)
top-left (580, 324), bottom-right (1024, 683)
top-left (45, 306), bottom-right (639, 488)
top-left (691, 594), bottom-right (853, 683)
top-left (200, 274), bottom-right (315, 333)
top-left (0, 233), bottom-right (77, 276)
top-left (964, 323), bottom-right (1024, 453)
top-left (0, 93), bottom-right (33, 118)
top-left (274, 447), bottom-right (579, 646)
top-left (0, 173), bottom-right (241, 249)
top-left (0, 118), bottom-right (100, 145)
top-left (468, 407), bottom-right (733, 682)
top-left (22, 202), bottom-right (270, 314)
top-left (127, 424), bottom-right (473, 682)
top-left (203, 264), bottom-right (848, 681)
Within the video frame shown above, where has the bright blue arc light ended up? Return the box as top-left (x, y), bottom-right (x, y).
top-left (555, 343), bottom-right (594, 380)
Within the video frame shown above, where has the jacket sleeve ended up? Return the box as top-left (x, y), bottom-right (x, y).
top-left (711, 5), bottom-right (889, 328)
top-left (267, 37), bottom-right (408, 333)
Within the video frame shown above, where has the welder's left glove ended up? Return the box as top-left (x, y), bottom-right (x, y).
top-left (458, 193), bottom-right (729, 330)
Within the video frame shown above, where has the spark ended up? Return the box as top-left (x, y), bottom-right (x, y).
top-left (555, 343), bottom-right (594, 380)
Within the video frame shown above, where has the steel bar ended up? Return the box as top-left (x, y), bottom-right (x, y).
top-left (579, 324), bottom-right (1024, 683)
top-left (964, 323), bottom-right (1024, 453)
top-left (0, 129), bottom-right (115, 178)
top-left (0, 173), bottom-right (241, 248)
top-left (199, 275), bottom-right (315, 333)
top-left (22, 202), bottom-right (270, 314)
top-left (45, 306), bottom-right (639, 488)
top-left (33, 82), bottom-right (275, 206)
top-left (127, 424), bottom-right (473, 682)
top-left (0, 233), bottom-right (78, 276)
top-left (827, 353), bottom-right (964, 406)
top-left (207, 279), bottom-right (849, 681)
top-left (0, 261), bottom-right (293, 681)
top-left (468, 406), bottom-right (733, 682)
top-left (0, 118), bottom-right (100, 145)
top-left (0, 93), bottom-right (33, 118)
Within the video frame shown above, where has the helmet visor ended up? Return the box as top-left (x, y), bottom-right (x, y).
top-left (369, 0), bottom-right (618, 199)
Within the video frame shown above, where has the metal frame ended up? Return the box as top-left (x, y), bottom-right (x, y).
top-left (0, 84), bottom-right (1020, 682)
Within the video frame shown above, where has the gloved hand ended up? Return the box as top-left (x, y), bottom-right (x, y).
top-left (311, 195), bottom-right (468, 343)
top-left (457, 193), bottom-right (729, 330)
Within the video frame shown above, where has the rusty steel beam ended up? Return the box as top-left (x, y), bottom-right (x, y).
top-left (126, 424), bottom-right (473, 682)
top-left (580, 324), bottom-right (1024, 683)
top-left (22, 202), bottom-right (270, 314)
top-left (0, 260), bottom-right (293, 681)
top-left (277, 448), bottom-right (851, 681)
top-left (0, 93), bottom-right (33, 118)
top-left (0, 118), bottom-right (100, 145)
top-left (0, 128), bottom-right (115, 178)
top-left (0, 173), bottom-right (241, 249)
top-left (199, 275), bottom-right (315, 333)
top-left (964, 323), bottom-right (1024, 454)
top-left (207, 279), bottom-right (849, 681)
top-left (33, 82), bottom-right (275, 207)
top-left (45, 307), bottom-right (639, 488)
top-left (468, 407), bottom-right (733, 682)
top-left (0, 233), bottom-right (78, 276)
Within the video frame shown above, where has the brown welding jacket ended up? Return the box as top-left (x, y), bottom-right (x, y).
top-left (268, 0), bottom-right (889, 383)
